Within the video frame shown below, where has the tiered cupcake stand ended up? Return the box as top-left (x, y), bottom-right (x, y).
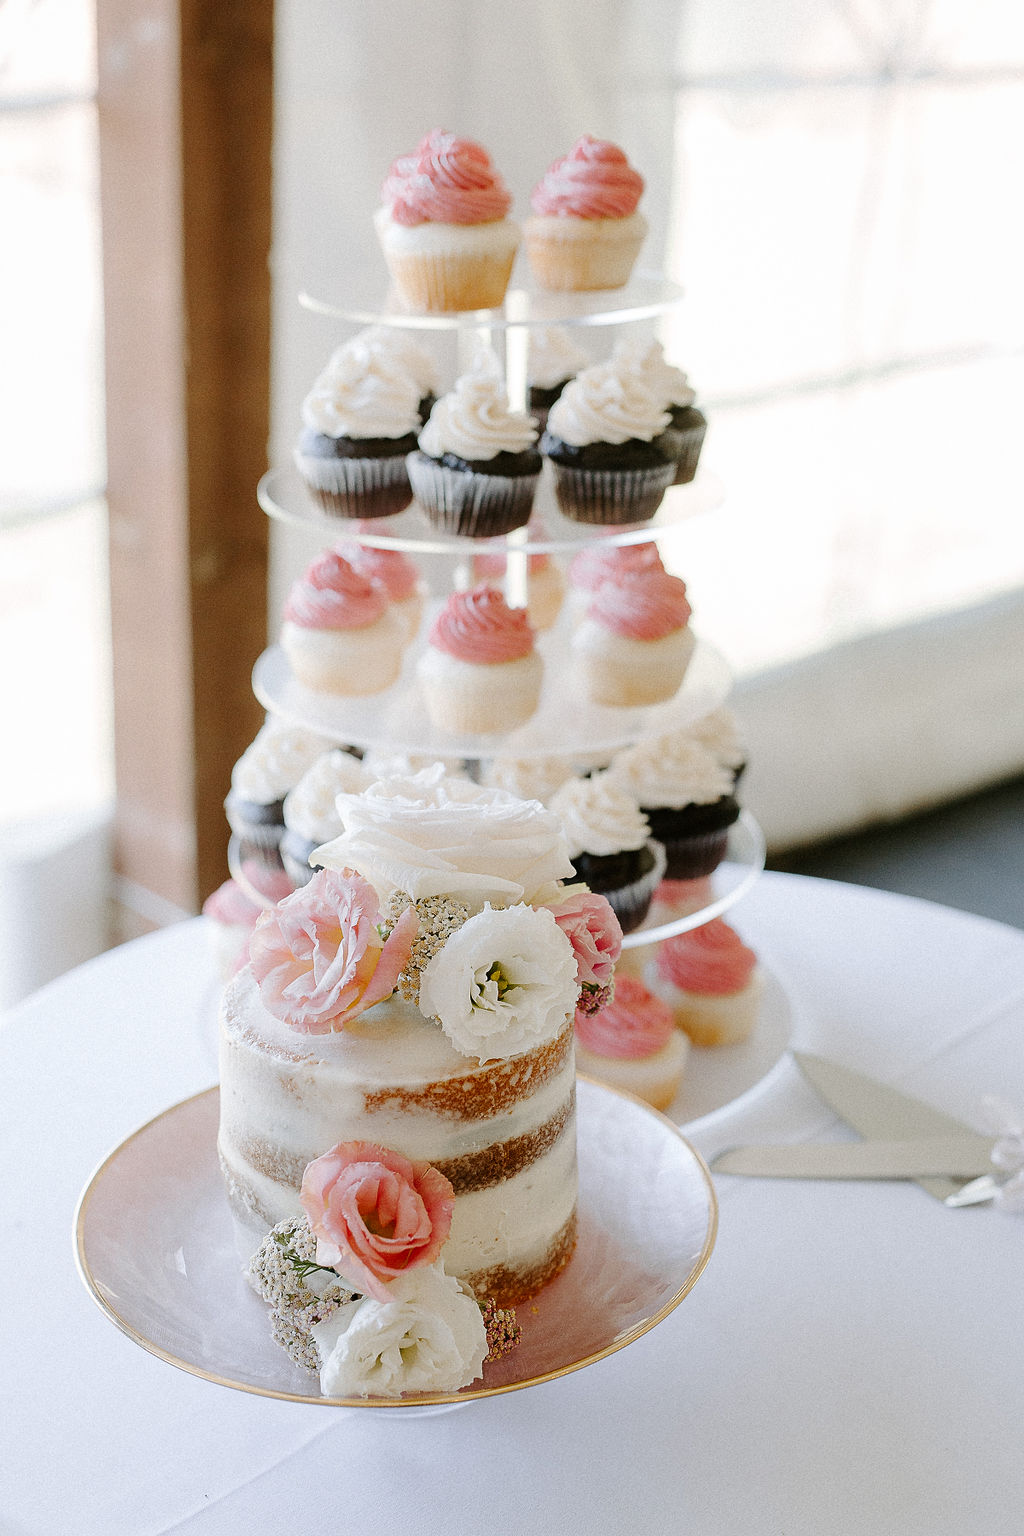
top-left (231, 272), bottom-right (784, 1125)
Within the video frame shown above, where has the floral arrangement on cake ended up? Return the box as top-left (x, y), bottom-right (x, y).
top-left (241, 766), bottom-right (622, 1396)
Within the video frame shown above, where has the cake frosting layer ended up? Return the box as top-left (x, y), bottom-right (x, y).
top-left (218, 969), bottom-right (577, 1303)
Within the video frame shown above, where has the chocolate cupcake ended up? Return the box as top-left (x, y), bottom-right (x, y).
top-left (548, 771), bottom-right (666, 934)
top-left (294, 333), bottom-right (424, 519)
top-left (612, 338), bottom-right (706, 485)
top-left (526, 326), bottom-right (590, 432)
top-left (609, 732), bottom-right (739, 880)
top-left (541, 357), bottom-right (676, 525)
top-left (408, 350), bottom-right (541, 537)
top-left (225, 718), bottom-right (335, 864)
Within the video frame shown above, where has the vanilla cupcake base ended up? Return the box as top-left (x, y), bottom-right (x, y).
top-left (657, 967), bottom-right (765, 1048)
top-left (576, 1030), bottom-right (689, 1112)
top-left (280, 614), bottom-right (406, 696)
top-left (416, 645), bottom-right (543, 735)
top-left (524, 212), bottom-right (648, 292)
top-left (573, 623), bottom-right (696, 707)
top-left (374, 209), bottom-right (519, 313)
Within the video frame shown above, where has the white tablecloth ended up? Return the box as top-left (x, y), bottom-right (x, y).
top-left (3, 872), bottom-right (1023, 1534)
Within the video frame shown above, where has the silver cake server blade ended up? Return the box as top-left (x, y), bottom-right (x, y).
top-left (712, 1136), bottom-right (996, 1180)
top-left (792, 1052), bottom-right (985, 1202)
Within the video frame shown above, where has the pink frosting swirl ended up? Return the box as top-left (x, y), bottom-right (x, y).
top-left (283, 550), bottom-right (388, 632)
top-left (428, 585), bottom-right (535, 663)
top-left (473, 550), bottom-right (552, 578)
top-left (339, 540), bottom-right (420, 602)
top-left (569, 540), bottom-right (664, 592)
top-left (589, 568), bottom-right (691, 640)
top-left (381, 129), bottom-right (513, 227)
top-left (530, 135), bottom-right (644, 219)
top-left (575, 975), bottom-right (674, 1058)
top-left (202, 878), bottom-right (260, 927)
top-left (656, 919), bottom-right (757, 996)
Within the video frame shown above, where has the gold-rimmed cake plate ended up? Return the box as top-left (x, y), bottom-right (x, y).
top-left (74, 1078), bottom-right (716, 1411)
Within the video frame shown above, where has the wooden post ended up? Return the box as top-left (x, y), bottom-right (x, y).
top-left (97, 0), bottom-right (272, 918)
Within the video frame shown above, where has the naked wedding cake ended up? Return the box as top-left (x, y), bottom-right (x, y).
top-left (218, 767), bottom-right (622, 1396)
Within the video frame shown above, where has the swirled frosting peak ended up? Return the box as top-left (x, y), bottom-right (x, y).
top-left (576, 975), bottom-right (674, 1058)
top-left (338, 540), bottom-right (421, 602)
top-left (428, 586), bottom-right (535, 664)
top-left (381, 129), bottom-right (513, 227)
top-left (612, 338), bottom-right (695, 409)
top-left (569, 539), bottom-right (664, 592)
top-left (546, 360), bottom-right (670, 447)
top-left (418, 350), bottom-right (538, 462)
top-left (588, 568), bottom-right (691, 640)
top-left (530, 135), bottom-right (644, 219)
top-left (548, 772), bottom-right (649, 858)
top-left (283, 550), bottom-right (388, 631)
top-left (610, 734), bottom-right (733, 810)
top-left (656, 919), bottom-right (757, 996)
top-left (527, 326), bottom-right (590, 389)
top-left (300, 340), bottom-right (422, 440)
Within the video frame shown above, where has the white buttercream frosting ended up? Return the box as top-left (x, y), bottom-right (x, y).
top-left (609, 734), bottom-right (733, 809)
top-left (687, 708), bottom-right (746, 770)
top-left (480, 755), bottom-right (576, 806)
top-left (418, 349), bottom-right (538, 462)
top-left (361, 748), bottom-right (467, 781)
top-left (545, 358), bottom-right (671, 447)
top-left (301, 336), bottom-right (422, 440)
top-left (527, 326), bottom-right (590, 390)
top-left (282, 750), bottom-right (373, 843)
top-left (347, 325), bottom-right (441, 400)
top-left (230, 721), bottom-right (335, 805)
top-left (548, 772), bottom-right (650, 858)
top-left (313, 765), bottom-right (573, 907)
top-left (611, 337), bottom-right (696, 409)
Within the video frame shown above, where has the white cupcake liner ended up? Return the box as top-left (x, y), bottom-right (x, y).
top-left (407, 451), bottom-right (539, 537)
top-left (294, 448), bottom-right (413, 519)
top-left (549, 459), bottom-right (676, 525)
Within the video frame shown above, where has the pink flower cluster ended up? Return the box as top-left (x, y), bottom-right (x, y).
top-left (546, 889), bottom-right (622, 1006)
top-left (301, 1141), bottom-right (455, 1301)
top-left (248, 868), bottom-right (417, 1033)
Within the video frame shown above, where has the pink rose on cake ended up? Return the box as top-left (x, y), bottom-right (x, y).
top-left (248, 868), bottom-right (418, 1034)
top-left (544, 887), bottom-right (623, 1006)
top-left (300, 1140), bottom-right (455, 1302)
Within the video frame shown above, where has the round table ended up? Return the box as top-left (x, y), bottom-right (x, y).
top-left (4, 872), bottom-right (1024, 1535)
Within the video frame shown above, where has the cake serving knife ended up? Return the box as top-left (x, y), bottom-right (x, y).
top-left (712, 1053), bottom-right (997, 1203)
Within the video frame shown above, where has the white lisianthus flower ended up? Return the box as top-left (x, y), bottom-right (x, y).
top-left (419, 902), bottom-right (578, 1062)
top-left (313, 766), bottom-right (574, 909)
top-left (311, 1263), bottom-right (488, 1398)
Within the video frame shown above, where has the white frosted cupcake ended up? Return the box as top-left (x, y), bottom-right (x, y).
top-left (527, 325), bottom-right (590, 430)
top-left (344, 325), bottom-right (441, 423)
top-left (689, 706), bottom-right (748, 785)
top-left (573, 566), bottom-right (695, 707)
top-left (610, 731), bottom-right (739, 879)
top-left (575, 975), bottom-right (689, 1111)
top-left (293, 333), bottom-right (423, 519)
top-left (541, 357), bottom-right (676, 524)
top-left (280, 549), bottom-right (407, 696)
top-left (408, 351), bottom-right (542, 537)
top-left (480, 754), bottom-right (576, 805)
top-left (375, 130), bottom-right (519, 313)
top-left (224, 718), bottom-right (335, 858)
top-left (416, 586), bottom-right (543, 737)
top-left (612, 337), bottom-right (706, 485)
top-left (548, 771), bottom-right (663, 934)
top-left (650, 919), bottom-right (764, 1047)
top-left (280, 749), bottom-right (373, 886)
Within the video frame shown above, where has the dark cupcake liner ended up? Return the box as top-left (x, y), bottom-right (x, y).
top-left (406, 451), bottom-right (539, 538)
top-left (577, 839), bottom-right (667, 935)
top-left (548, 459), bottom-right (676, 525)
top-left (669, 414), bottom-right (707, 486)
top-left (294, 449), bottom-right (413, 520)
top-left (659, 828), bottom-right (730, 880)
top-left (279, 829), bottom-right (324, 888)
top-left (224, 793), bottom-right (286, 857)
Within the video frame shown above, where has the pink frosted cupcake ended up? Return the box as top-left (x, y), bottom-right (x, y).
top-left (202, 866), bottom-right (293, 979)
top-left (416, 585), bottom-right (543, 736)
top-left (567, 538), bottom-right (665, 623)
top-left (472, 548), bottom-right (565, 632)
top-left (338, 537), bottom-right (426, 643)
top-left (572, 567), bottom-right (695, 707)
top-left (375, 130), bottom-right (519, 313)
top-left (575, 975), bottom-right (689, 1110)
top-left (525, 136), bottom-right (647, 292)
top-left (280, 549), bottom-right (406, 696)
top-left (652, 919), bottom-right (764, 1047)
